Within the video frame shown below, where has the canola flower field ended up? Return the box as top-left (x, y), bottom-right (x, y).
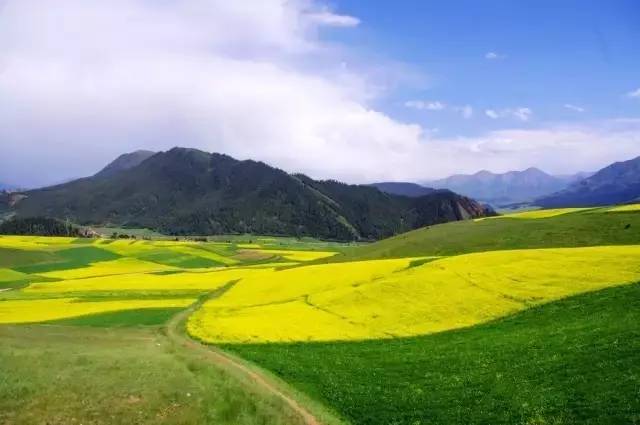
top-left (1, 205), bottom-right (640, 425)
top-left (0, 235), bottom-right (337, 323)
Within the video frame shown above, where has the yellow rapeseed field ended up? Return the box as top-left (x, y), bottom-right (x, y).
top-left (24, 267), bottom-right (271, 293)
top-left (37, 258), bottom-right (178, 280)
top-left (0, 297), bottom-right (194, 324)
top-left (605, 203), bottom-right (640, 212)
top-left (239, 249), bottom-right (337, 262)
top-left (0, 235), bottom-right (79, 250)
top-left (188, 245), bottom-right (640, 343)
top-left (500, 207), bottom-right (590, 219)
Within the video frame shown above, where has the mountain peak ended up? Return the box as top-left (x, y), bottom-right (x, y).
top-left (428, 167), bottom-right (570, 206)
top-left (95, 150), bottom-right (157, 178)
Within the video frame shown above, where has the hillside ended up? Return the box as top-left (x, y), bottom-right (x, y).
top-left (5, 148), bottom-right (491, 241)
top-left (0, 217), bottom-right (90, 237)
top-left (369, 182), bottom-right (435, 197)
top-left (536, 156), bottom-right (640, 207)
top-left (427, 167), bottom-right (574, 206)
top-left (94, 150), bottom-right (157, 178)
top-left (331, 206), bottom-right (640, 261)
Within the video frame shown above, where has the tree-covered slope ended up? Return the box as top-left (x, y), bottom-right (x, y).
top-left (7, 148), bottom-right (491, 240)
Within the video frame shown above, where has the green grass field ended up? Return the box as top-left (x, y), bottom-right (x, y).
top-left (1, 205), bottom-right (639, 424)
top-left (230, 283), bottom-right (640, 425)
top-left (0, 324), bottom-right (305, 425)
top-left (329, 206), bottom-right (640, 261)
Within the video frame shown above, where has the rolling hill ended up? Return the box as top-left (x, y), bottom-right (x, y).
top-left (426, 167), bottom-right (581, 206)
top-left (4, 148), bottom-right (491, 241)
top-left (536, 156), bottom-right (640, 207)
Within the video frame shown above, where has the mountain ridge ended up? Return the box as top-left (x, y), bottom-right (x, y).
top-left (424, 167), bottom-right (586, 206)
top-left (5, 147), bottom-right (492, 241)
top-left (536, 156), bottom-right (640, 207)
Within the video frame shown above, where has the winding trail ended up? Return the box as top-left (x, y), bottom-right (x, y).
top-left (165, 283), bottom-right (321, 425)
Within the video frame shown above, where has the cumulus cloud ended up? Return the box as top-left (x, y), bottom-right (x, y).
top-left (485, 107), bottom-right (533, 122)
top-left (307, 10), bottom-right (360, 27)
top-left (564, 104), bottom-right (585, 112)
top-left (485, 51), bottom-right (507, 60)
top-left (627, 88), bottom-right (640, 98)
top-left (0, 0), bottom-right (639, 188)
top-left (404, 100), bottom-right (446, 111)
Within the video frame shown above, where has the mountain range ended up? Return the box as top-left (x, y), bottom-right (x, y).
top-left (536, 156), bottom-right (640, 207)
top-left (424, 168), bottom-right (589, 206)
top-left (2, 148), bottom-right (492, 241)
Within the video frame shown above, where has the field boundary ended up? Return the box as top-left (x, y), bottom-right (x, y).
top-left (165, 283), bottom-right (334, 425)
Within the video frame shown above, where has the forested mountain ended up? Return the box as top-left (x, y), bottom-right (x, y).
top-left (95, 150), bottom-right (157, 178)
top-left (370, 182), bottom-right (435, 197)
top-left (536, 156), bottom-right (640, 207)
top-left (4, 148), bottom-right (492, 241)
top-left (0, 217), bottom-right (89, 237)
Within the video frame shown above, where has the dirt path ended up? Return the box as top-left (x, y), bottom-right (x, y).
top-left (165, 284), bottom-right (321, 425)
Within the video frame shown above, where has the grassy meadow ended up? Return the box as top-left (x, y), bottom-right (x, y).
top-left (1, 204), bottom-right (640, 424)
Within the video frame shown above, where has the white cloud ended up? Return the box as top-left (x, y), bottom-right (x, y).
top-left (404, 100), bottom-right (446, 110)
top-left (564, 104), bottom-right (585, 112)
top-left (485, 107), bottom-right (532, 122)
top-left (455, 105), bottom-right (474, 119)
top-left (627, 88), bottom-right (640, 98)
top-left (307, 11), bottom-right (360, 27)
top-left (485, 51), bottom-right (507, 60)
top-left (0, 1), bottom-right (639, 187)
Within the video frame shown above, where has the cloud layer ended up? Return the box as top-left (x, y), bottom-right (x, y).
top-left (0, 0), bottom-right (639, 187)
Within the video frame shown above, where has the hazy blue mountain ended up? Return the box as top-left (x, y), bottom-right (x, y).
top-left (370, 182), bottom-right (435, 197)
top-left (5, 148), bottom-right (492, 241)
top-left (426, 167), bottom-right (575, 206)
top-left (536, 156), bottom-right (640, 207)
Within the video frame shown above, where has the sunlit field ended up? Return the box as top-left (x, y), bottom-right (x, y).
top-left (2, 204), bottom-right (640, 425)
top-left (189, 246), bottom-right (640, 343)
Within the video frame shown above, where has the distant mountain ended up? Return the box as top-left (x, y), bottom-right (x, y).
top-left (426, 168), bottom-right (576, 206)
top-left (556, 171), bottom-right (594, 185)
top-left (5, 148), bottom-right (492, 241)
top-left (95, 150), bottom-right (156, 178)
top-left (370, 182), bottom-right (435, 197)
top-left (536, 156), bottom-right (640, 207)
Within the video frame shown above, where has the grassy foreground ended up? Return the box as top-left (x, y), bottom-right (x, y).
top-left (229, 283), bottom-right (640, 425)
top-left (0, 323), bottom-right (305, 425)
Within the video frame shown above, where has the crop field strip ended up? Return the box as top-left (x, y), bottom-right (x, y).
top-left (0, 235), bottom-right (339, 326)
top-left (188, 245), bottom-right (640, 343)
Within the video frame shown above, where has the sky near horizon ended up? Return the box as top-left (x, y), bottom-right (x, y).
top-left (0, 0), bottom-right (639, 187)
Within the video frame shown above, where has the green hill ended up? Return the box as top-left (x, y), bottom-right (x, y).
top-left (6, 148), bottom-right (491, 241)
top-left (331, 207), bottom-right (640, 261)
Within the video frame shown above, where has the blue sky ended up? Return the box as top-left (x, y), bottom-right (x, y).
top-left (0, 0), bottom-right (639, 187)
top-left (327, 0), bottom-right (640, 137)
